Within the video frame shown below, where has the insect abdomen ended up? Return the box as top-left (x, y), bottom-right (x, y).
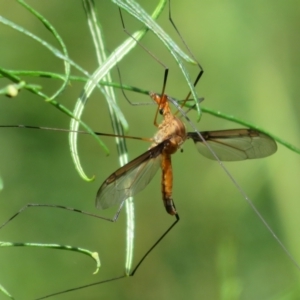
top-left (161, 153), bottom-right (176, 215)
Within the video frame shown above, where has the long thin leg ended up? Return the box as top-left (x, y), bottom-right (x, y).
top-left (130, 213), bottom-right (179, 276)
top-left (0, 125), bottom-right (153, 142)
top-left (0, 201), bottom-right (125, 231)
top-left (118, 8), bottom-right (169, 112)
top-left (118, 7), bottom-right (169, 127)
top-left (167, 0), bottom-right (204, 113)
top-left (35, 214), bottom-right (180, 300)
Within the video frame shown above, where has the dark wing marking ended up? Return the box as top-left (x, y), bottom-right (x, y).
top-left (96, 141), bottom-right (167, 210)
top-left (187, 129), bottom-right (277, 161)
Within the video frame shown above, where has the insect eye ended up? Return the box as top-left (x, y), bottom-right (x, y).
top-left (159, 108), bottom-right (164, 115)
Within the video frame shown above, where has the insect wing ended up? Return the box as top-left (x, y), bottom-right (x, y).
top-left (96, 142), bottom-right (166, 210)
top-left (188, 129), bottom-right (277, 161)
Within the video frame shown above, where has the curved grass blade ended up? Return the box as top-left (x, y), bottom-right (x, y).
top-left (0, 241), bottom-right (100, 274)
top-left (16, 0), bottom-right (71, 100)
top-left (0, 240), bottom-right (100, 299)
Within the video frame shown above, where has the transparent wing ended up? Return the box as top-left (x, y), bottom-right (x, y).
top-left (96, 142), bottom-right (166, 210)
top-left (188, 129), bottom-right (277, 161)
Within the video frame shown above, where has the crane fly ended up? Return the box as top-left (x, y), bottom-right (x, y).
top-left (0, 1), bottom-right (288, 298)
top-left (0, 92), bottom-right (277, 221)
top-left (96, 91), bottom-right (277, 216)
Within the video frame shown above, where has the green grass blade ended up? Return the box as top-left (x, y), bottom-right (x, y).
top-left (0, 241), bottom-right (100, 274)
top-left (16, 0), bottom-right (71, 100)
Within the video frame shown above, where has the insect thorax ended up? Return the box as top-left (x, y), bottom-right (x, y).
top-left (152, 114), bottom-right (186, 154)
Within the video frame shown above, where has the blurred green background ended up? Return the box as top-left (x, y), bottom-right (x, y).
top-left (1, 1), bottom-right (300, 299)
